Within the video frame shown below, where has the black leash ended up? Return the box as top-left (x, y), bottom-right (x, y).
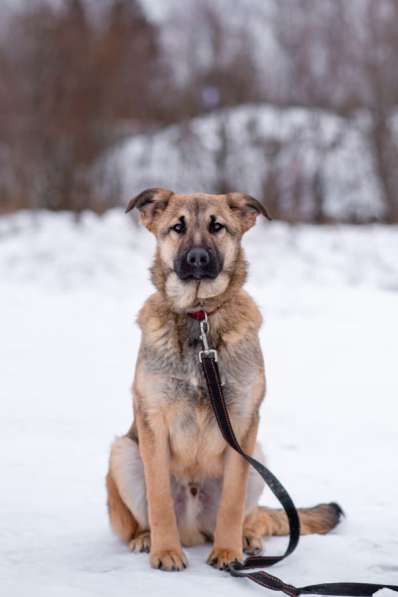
top-left (196, 311), bottom-right (398, 597)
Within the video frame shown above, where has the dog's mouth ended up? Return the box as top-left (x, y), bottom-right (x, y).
top-left (162, 246), bottom-right (229, 309)
top-left (165, 269), bottom-right (229, 310)
top-left (177, 271), bottom-right (219, 281)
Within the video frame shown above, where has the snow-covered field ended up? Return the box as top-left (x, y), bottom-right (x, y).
top-left (1, 211), bottom-right (398, 596)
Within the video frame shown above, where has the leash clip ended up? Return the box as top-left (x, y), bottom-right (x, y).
top-left (198, 312), bottom-right (218, 363)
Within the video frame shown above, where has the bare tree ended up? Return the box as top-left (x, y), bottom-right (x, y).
top-left (0, 0), bottom-right (164, 213)
top-left (358, 1), bottom-right (398, 223)
top-left (271, 0), bottom-right (398, 222)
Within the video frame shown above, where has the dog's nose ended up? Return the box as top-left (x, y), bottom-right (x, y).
top-left (175, 245), bottom-right (221, 280)
top-left (186, 247), bottom-right (210, 269)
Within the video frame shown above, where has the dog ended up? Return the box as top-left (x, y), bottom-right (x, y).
top-left (106, 188), bottom-right (341, 571)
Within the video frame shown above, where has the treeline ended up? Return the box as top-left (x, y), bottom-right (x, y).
top-left (0, 0), bottom-right (398, 222)
top-left (0, 0), bottom-right (168, 213)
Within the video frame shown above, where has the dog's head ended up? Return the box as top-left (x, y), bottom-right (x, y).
top-left (126, 188), bottom-right (270, 311)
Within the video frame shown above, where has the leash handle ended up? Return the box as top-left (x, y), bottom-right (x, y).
top-left (198, 316), bottom-right (398, 596)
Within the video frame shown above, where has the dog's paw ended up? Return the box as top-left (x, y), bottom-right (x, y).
top-left (129, 531), bottom-right (151, 553)
top-left (150, 548), bottom-right (188, 571)
top-left (207, 546), bottom-right (243, 570)
top-left (243, 533), bottom-right (263, 555)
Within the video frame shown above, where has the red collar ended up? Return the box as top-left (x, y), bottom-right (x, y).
top-left (187, 306), bottom-right (222, 320)
top-left (188, 310), bottom-right (207, 321)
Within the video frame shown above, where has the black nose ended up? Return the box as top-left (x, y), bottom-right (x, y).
top-left (175, 245), bottom-right (221, 280)
top-left (186, 247), bottom-right (210, 268)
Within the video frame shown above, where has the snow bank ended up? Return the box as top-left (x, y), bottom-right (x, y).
top-left (99, 105), bottom-right (385, 222)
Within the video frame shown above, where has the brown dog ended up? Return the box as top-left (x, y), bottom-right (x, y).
top-left (106, 188), bottom-right (341, 571)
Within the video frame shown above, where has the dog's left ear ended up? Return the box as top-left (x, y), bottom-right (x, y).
top-left (125, 187), bottom-right (173, 231)
top-left (227, 193), bottom-right (271, 232)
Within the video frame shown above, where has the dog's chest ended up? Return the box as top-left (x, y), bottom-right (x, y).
top-left (166, 395), bottom-right (227, 479)
top-left (156, 341), bottom-right (224, 473)
top-left (164, 346), bottom-right (254, 477)
top-left (164, 333), bottom-right (228, 404)
top-left (141, 320), bottom-right (258, 476)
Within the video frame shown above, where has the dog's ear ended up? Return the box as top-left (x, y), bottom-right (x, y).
top-left (125, 187), bottom-right (173, 231)
top-left (227, 193), bottom-right (271, 232)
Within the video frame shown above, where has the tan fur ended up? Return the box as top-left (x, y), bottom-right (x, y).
top-left (106, 471), bottom-right (138, 542)
top-left (107, 189), bottom-right (341, 571)
top-left (136, 406), bottom-right (188, 570)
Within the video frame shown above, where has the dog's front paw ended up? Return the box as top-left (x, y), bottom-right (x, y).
top-left (129, 530), bottom-right (151, 553)
top-left (207, 546), bottom-right (243, 570)
top-left (243, 533), bottom-right (263, 555)
top-left (150, 548), bottom-right (188, 571)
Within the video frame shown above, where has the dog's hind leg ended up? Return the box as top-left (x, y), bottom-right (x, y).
top-left (106, 436), bottom-right (149, 544)
top-left (106, 469), bottom-right (138, 542)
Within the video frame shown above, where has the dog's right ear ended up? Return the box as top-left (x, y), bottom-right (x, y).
top-left (227, 192), bottom-right (271, 233)
top-left (125, 188), bottom-right (173, 231)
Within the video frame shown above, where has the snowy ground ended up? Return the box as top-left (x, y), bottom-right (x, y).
top-left (1, 211), bottom-right (398, 596)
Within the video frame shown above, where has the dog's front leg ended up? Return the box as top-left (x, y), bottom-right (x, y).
top-left (137, 410), bottom-right (187, 571)
top-left (207, 421), bottom-right (257, 569)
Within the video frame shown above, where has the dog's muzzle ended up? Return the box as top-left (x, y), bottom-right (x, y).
top-left (175, 246), bottom-right (222, 281)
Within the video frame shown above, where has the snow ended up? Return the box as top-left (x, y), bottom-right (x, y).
top-left (99, 105), bottom-right (385, 222)
top-left (1, 211), bottom-right (398, 596)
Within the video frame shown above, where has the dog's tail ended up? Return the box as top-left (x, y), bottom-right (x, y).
top-left (249, 502), bottom-right (343, 537)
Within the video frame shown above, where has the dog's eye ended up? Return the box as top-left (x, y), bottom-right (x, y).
top-left (171, 222), bottom-right (186, 234)
top-left (209, 221), bottom-right (224, 234)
